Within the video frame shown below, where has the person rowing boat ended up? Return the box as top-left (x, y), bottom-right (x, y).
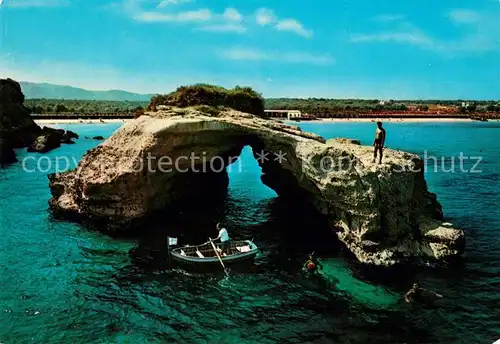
top-left (212, 223), bottom-right (231, 255)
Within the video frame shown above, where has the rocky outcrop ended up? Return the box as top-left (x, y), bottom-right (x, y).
top-left (421, 219), bottom-right (465, 260)
top-left (0, 119), bottom-right (17, 165)
top-left (28, 127), bottom-right (63, 153)
top-left (0, 78), bottom-right (80, 164)
top-left (63, 130), bottom-right (79, 142)
top-left (27, 127), bottom-right (79, 153)
top-left (0, 78), bottom-right (41, 165)
top-left (48, 106), bottom-right (465, 266)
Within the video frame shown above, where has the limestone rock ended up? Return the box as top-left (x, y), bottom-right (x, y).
top-left (421, 219), bottom-right (466, 260)
top-left (328, 138), bottom-right (361, 145)
top-left (48, 106), bottom-right (465, 266)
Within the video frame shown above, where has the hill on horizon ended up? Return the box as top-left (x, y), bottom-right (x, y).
top-left (20, 81), bottom-right (153, 101)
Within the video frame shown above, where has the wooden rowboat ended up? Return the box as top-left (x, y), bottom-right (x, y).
top-left (170, 240), bottom-right (258, 265)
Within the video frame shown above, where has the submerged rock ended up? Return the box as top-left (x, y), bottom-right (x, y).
top-left (92, 136), bottom-right (104, 140)
top-left (48, 107), bottom-right (465, 266)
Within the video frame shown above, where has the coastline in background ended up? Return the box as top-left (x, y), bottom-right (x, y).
top-left (34, 117), bottom-right (499, 126)
top-left (34, 119), bottom-right (130, 125)
top-left (284, 117), bottom-right (480, 123)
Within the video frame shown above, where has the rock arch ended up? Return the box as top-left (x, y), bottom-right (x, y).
top-left (49, 107), bottom-right (465, 266)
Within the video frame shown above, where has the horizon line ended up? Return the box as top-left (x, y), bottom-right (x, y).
top-left (16, 80), bottom-right (500, 102)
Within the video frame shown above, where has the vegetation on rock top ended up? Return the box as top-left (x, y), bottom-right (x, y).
top-left (148, 84), bottom-right (266, 118)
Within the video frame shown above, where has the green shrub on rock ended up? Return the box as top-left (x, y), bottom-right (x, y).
top-left (148, 84), bottom-right (266, 118)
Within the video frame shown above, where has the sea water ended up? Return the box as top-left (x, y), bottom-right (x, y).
top-left (0, 121), bottom-right (499, 343)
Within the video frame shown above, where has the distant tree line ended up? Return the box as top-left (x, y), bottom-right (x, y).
top-left (24, 96), bottom-right (500, 116)
top-left (25, 99), bottom-right (148, 114)
top-left (458, 103), bottom-right (500, 113)
top-left (265, 98), bottom-right (500, 114)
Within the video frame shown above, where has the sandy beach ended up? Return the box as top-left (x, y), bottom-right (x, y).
top-left (34, 118), bottom-right (130, 125)
top-left (288, 118), bottom-right (477, 123)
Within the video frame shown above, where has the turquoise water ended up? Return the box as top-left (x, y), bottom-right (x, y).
top-left (1, 121), bottom-right (499, 343)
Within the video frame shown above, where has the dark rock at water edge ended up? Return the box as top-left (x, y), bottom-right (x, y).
top-left (65, 130), bottom-right (79, 140)
top-left (0, 78), bottom-right (41, 165)
top-left (0, 78), bottom-right (80, 162)
top-left (61, 129), bottom-right (79, 144)
top-left (27, 127), bottom-right (79, 153)
top-left (93, 136), bottom-right (104, 140)
top-left (0, 134), bottom-right (17, 166)
top-left (28, 128), bottom-right (62, 153)
top-left (0, 119), bottom-right (16, 165)
top-left (0, 78), bottom-right (41, 147)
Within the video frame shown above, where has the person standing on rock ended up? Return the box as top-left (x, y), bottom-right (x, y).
top-left (213, 223), bottom-right (231, 255)
top-left (373, 121), bottom-right (386, 164)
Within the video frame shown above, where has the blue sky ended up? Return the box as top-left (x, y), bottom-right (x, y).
top-left (0, 0), bottom-right (499, 99)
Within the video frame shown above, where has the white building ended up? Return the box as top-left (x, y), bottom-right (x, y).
top-left (264, 109), bottom-right (302, 120)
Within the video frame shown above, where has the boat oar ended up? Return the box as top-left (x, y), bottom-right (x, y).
top-left (209, 238), bottom-right (229, 277)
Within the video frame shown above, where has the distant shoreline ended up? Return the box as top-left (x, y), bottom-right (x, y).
top-left (285, 118), bottom-right (483, 123)
top-left (35, 119), bottom-right (130, 125)
top-left (34, 117), bottom-right (499, 125)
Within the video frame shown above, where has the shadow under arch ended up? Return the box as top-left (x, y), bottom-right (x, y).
top-left (122, 139), bottom-right (342, 271)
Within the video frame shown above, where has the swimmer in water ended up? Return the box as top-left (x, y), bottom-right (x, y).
top-left (404, 282), bottom-right (443, 303)
top-left (303, 253), bottom-right (323, 274)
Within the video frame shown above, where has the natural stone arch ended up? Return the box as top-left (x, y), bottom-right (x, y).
top-left (49, 107), bottom-right (465, 266)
